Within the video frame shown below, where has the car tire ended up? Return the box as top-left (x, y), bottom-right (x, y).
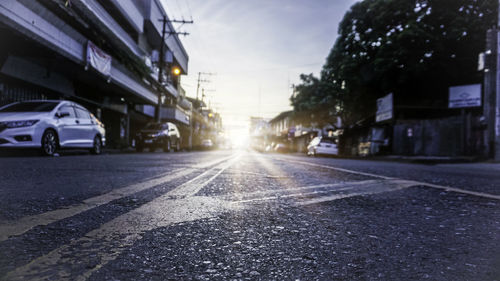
top-left (41, 129), bottom-right (58, 156)
top-left (90, 135), bottom-right (102, 155)
top-left (174, 139), bottom-right (181, 152)
top-left (163, 139), bottom-right (171, 152)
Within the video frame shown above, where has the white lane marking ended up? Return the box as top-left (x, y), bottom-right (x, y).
top-left (4, 154), bottom-right (241, 281)
top-left (296, 179), bottom-right (418, 206)
top-left (233, 186), bottom-right (359, 204)
top-left (273, 157), bottom-right (393, 180)
top-left (4, 197), bottom-right (236, 281)
top-left (0, 154), bottom-right (238, 242)
top-left (230, 180), bottom-right (382, 203)
top-left (231, 179), bottom-right (416, 205)
top-left (419, 182), bottom-right (500, 201)
top-left (167, 154), bottom-right (242, 198)
top-left (274, 156), bottom-right (500, 201)
top-left (193, 154), bottom-right (238, 169)
top-left (0, 168), bottom-right (190, 242)
top-left (224, 169), bottom-right (286, 178)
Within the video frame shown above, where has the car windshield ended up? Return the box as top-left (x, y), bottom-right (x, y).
top-left (0, 102), bottom-right (58, 112)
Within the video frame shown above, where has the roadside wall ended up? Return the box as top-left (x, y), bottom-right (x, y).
top-left (393, 115), bottom-right (483, 156)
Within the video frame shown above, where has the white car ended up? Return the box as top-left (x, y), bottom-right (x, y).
top-left (201, 139), bottom-right (214, 149)
top-left (0, 100), bottom-right (106, 156)
top-left (307, 136), bottom-right (338, 156)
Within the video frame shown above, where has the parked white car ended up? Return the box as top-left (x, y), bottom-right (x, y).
top-left (0, 100), bottom-right (106, 156)
top-left (201, 139), bottom-right (214, 150)
top-left (307, 136), bottom-right (338, 156)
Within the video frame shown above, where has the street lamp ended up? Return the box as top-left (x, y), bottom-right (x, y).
top-left (172, 66), bottom-right (181, 76)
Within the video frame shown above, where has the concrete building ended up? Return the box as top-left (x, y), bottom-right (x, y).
top-left (0, 0), bottom-right (190, 148)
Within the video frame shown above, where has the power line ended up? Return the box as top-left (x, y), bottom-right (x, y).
top-left (196, 72), bottom-right (216, 100)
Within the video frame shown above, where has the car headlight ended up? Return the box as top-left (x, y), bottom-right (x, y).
top-left (151, 133), bottom-right (161, 138)
top-left (1, 120), bottom-right (39, 128)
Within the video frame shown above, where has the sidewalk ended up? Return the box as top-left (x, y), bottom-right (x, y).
top-left (376, 155), bottom-right (478, 164)
top-left (288, 151), bottom-right (484, 164)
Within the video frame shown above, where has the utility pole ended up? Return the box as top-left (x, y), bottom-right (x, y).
top-left (155, 17), bottom-right (193, 122)
top-left (156, 16), bottom-right (167, 122)
top-left (196, 72), bottom-right (215, 100)
top-left (495, 0), bottom-right (500, 160)
top-left (484, 29), bottom-right (497, 158)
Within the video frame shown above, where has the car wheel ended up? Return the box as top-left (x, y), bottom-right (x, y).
top-left (174, 139), bottom-right (181, 152)
top-left (90, 135), bottom-right (102, 155)
top-left (163, 139), bottom-right (171, 152)
top-left (41, 129), bottom-right (58, 156)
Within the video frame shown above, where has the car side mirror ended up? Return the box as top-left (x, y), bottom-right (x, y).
top-left (57, 112), bottom-right (70, 118)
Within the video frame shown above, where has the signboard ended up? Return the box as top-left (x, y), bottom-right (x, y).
top-left (86, 41), bottom-right (111, 76)
top-left (448, 84), bottom-right (481, 108)
top-left (376, 93), bottom-right (393, 123)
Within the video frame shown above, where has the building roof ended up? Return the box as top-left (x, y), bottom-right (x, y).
top-left (269, 110), bottom-right (293, 124)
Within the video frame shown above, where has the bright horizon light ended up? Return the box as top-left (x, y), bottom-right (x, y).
top-left (162, 0), bottom-right (359, 136)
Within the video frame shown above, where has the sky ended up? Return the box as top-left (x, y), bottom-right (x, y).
top-left (161, 0), bottom-right (359, 135)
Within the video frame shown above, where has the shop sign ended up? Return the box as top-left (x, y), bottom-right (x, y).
top-left (376, 93), bottom-right (393, 123)
top-left (448, 84), bottom-right (481, 108)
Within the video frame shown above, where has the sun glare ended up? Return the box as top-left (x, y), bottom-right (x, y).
top-left (228, 127), bottom-right (250, 149)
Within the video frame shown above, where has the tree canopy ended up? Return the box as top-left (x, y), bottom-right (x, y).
top-left (291, 0), bottom-right (497, 126)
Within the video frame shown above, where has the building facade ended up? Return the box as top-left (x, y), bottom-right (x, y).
top-left (0, 0), bottom-right (190, 148)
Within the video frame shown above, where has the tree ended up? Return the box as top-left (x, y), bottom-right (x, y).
top-left (293, 0), bottom-right (497, 126)
top-left (290, 74), bottom-right (339, 127)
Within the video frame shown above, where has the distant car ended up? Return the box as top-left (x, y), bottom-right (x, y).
top-left (274, 143), bottom-right (288, 153)
top-left (0, 100), bottom-right (106, 156)
top-left (307, 136), bottom-right (338, 157)
top-left (201, 139), bottom-right (214, 150)
top-left (135, 122), bottom-right (181, 152)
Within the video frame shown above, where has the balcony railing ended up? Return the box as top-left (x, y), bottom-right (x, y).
top-left (108, 0), bottom-right (144, 33)
top-left (76, 0), bottom-right (144, 58)
top-left (160, 105), bottom-right (190, 125)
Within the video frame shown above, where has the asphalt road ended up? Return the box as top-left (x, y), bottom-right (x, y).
top-left (0, 150), bottom-right (499, 280)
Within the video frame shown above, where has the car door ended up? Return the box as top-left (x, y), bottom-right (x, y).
top-left (318, 139), bottom-right (334, 154)
top-left (319, 139), bottom-right (338, 155)
top-left (74, 106), bottom-right (94, 146)
top-left (169, 124), bottom-right (179, 143)
top-left (56, 105), bottom-right (80, 147)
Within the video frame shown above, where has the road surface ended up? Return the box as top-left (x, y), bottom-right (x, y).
top-left (0, 150), bottom-right (499, 280)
